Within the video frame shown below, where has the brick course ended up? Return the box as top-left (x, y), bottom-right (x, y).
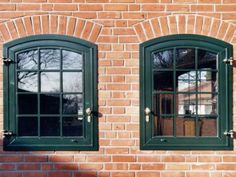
top-left (0, 1), bottom-right (236, 177)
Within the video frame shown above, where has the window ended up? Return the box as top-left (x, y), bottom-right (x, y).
top-left (140, 34), bottom-right (233, 150)
top-left (3, 35), bottom-right (98, 151)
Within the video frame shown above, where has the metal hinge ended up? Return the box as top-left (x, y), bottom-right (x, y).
top-left (2, 57), bottom-right (13, 65)
top-left (2, 130), bottom-right (14, 137)
top-left (224, 130), bottom-right (234, 138)
top-left (223, 57), bottom-right (233, 65)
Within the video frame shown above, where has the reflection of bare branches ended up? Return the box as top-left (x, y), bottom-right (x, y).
top-left (153, 50), bottom-right (173, 68)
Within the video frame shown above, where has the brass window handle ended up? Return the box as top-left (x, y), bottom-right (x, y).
top-left (86, 108), bottom-right (92, 123)
top-left (144, 107), bottom-right (151, 122)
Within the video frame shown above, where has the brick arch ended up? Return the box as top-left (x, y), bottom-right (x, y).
top-left (133, 14), bottom-right (236, 44)
top-left (0, 14), bottom-right (102, 43)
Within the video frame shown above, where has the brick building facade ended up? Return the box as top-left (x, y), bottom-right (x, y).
top-left (0, 0), bottom-right (236, 177)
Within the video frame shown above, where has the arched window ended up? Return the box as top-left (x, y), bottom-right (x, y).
top-left (140, 34), bottom-right (233, 150)
top-left (3, 35), bottom-right (98, 151)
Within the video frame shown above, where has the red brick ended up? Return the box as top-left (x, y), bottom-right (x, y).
top-left (48, 155), bottom-right (73, 162)
top-left (137, 172), bottom-right (160, 177)
top-left (48, 172), bottom-right (72, 177)
top-left (111, 172), bottom-right (135, 177)
top-left (79, 4), bottom-right (103, 11)
top-left (0, 172), bottom-right (22, 177)
top-left (74, 172), bottom-right (97, 177)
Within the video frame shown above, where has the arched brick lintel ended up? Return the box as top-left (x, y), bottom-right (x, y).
top-left (133, 15), bottom-right (236, 44)
top-left (0, 15), bottom-right (102, 43)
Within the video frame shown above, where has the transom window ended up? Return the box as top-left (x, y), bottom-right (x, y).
top-left (140, 34), bottom-right (233, 150)
top-left (3, 35), bottom-right (98, 151)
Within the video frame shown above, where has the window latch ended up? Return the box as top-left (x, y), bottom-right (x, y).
top-left (2, 58), bottom-right (13, 65)
top-left (223, 57), bottom-right (233, 65)
top-left (2, 130), bottom-right (14, 137)
top-left (224, 130), bottom-right (234, 138)
top-left (144, 107), bottom-right (151, 123)
top-left (86, 108), bottom-right (92, 123)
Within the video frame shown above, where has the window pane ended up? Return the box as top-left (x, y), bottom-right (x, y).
top-left (198, 50), bottom-right (217, 69)
top-left (63, 72), bottom-right (83, 92)
top-left (63, 116), bottom-right (83, 136)
top-left (40, 49), bottom-right (60, 70)
top-left (154, 116), bottom-right (173, 136)
top-left (63, 50), bottom-right (83, 70)
top-left (176, 116), bottom-right (199, 137)
top-left (63, 94), bottom-right (83, 115)
top-left (198, 94), bottom-right (217, 115)
top-left (17, 50), bottom-right (38, 70)
top-left (153, 71), bottom-right (173, 91)
top-left (199, 117), bottom-right (217, 137)
top-left (40, 117), bottom-right (60, 136)
top-left (154, 94), bottom-right (173, 115)
top-left (41, 72), bottom-right (60, 92)
top-left (176, 49), bottom-right (195, 69)
top-left (40, 94), bottom-right (60, 114)
top-left (197, 71), bottom-right (217, 92)
top-left (18, 72), bottom-right (38, 92)
top-left (18, 94), bottom-right (38, 114)
top-left (153, 50), bottom-right (173, 69)
top-left (177, 71), bottom-right (196, 92)
top-left (18, 117), bottom-right (38, 136)
top-left (178, 94), bottom-right (196, 115)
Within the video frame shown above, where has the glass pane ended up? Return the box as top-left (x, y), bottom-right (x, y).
top-left (153, 71), bottom-right (173, 91)
top-left (176, 116), bottom-right (198, 137)
top-left (18, 72), bottom-right (38, 92)
top-left (199, 117), bottom-right (217, 136)
top-left (40, 49), bottom-right (60, 70)
top-left (176, 49), bottom-right (195, 69)
top-left (198, 94), bottom-right (217, 115)
top-left (18, 117), bottom-right (38, 136)
top-left (177, 71), bottom-right (196, 92)
top-left (63, 94), bottom-right (83, 115)
top-left (153, 50), bottom-right (173, 69)
top-left (154, 94), bottom-right (173, 115)
top-left (63, 116), bottom-right (83, 136)
top-left (198, 50), bottom-right (217, 69)
top-left (17, 50), bottom-right (38, 70)
top-left (40, 94), bottom-right (60, 114)
top-left (18, 94), bottom-right (38, 114)
top-left (40, 117), bottom-right (60, 136)
top-left (154, 116), bottom-right (173, 136)
top-left (197, 71), bottom-right (217, 92)
top-left (63, 50), bottom-right (83, 70)
top-left (63, 72), bottom-right (83, 92)
top-left (178, 94), bottom-right (196, 115)
top-left (41, 72), bottom-right (60, 92)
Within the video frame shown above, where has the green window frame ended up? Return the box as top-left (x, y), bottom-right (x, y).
top-left (140, 34), bottom-right (233, 150)
top-left (3, 35), bottom-right (98, 151)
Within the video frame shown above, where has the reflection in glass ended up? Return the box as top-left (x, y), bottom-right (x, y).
top-left (154, 94), bottom-right (173, 115)
top-left (63, 50), bottom-right (83, 70)
top-left (63, 72), bottom-right (83, 92)
top-left (63, 94), bottom-right (83, 115)
top-left (198, 94), bottom-right (217, 115)
top-left (17, 50), bottom-right (38, 70)
top-left (40, 49), bottom-right (60, 70)
top-left (18, 72), bottom-right (38, 92)
top-left (197, 71), bottom-right (217, 92)
top-left (63, 116), bottom-right (83, 136)
top-left (40, 117), bottom-right (60, 136)
top-left (176, 116), bottom-right (200, 137)
top-left (153, 50), bottom-right (173, 69)
top-left (177, 71), bottom-right (196, 92)
top-left (18, 117), bottom-right (38, 136)
top-left (199, 117), bottom-right (217, 136)
top-left (18, 94), bottom-right (38, 114)
top-left (153, 71), bottom-right (173, 91)
top-left (41, 72), bottom-right (60, 92)
top-left (40, 94), bottom-right (60, 114)
top-left (198, 50), bottom-right (216, 69)
top-left (178, 94), bottom-right (196, 115)
top-left (154, 116), bottom-right (173, 136)
top-left (176, 49), bottom-right (195, 69)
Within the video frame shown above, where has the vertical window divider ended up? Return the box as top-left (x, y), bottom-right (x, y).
top-left (60, 49), bottom-right (63, 137)
top-left (173, 48), bottom-right (176, 137)
top-left (37, 48), bottom-right (40, 137)
top-left (195, 48), bottom-right (199, 137)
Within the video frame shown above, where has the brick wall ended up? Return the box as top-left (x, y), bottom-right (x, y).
top-left (0, 1), bottom-right (236, 177)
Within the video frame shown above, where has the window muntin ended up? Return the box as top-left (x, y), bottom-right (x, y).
top-left (140, 35), bottom-right (233, 150)
top-left (4, 35), bottom-right (98, 151)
